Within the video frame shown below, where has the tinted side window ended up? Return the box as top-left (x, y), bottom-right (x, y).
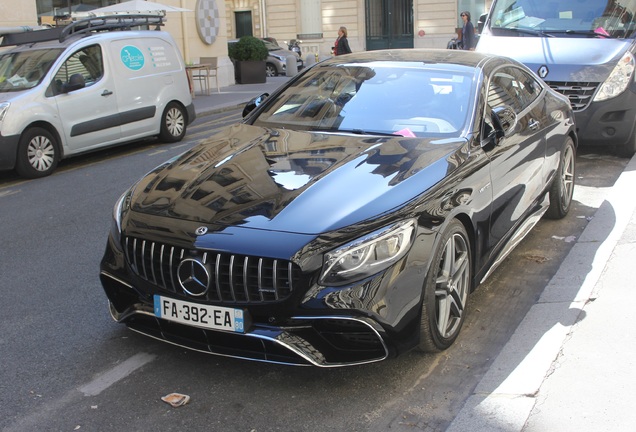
top-left (53, 44), bottom-right (104, 93)
top-left (487, 67), bottom-right (542, 113)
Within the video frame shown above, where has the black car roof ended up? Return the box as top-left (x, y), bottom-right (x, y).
top-left (319, 48), bottom-right (510, 72)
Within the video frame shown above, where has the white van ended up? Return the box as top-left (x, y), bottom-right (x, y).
top-left (0, 14), bottom-right (195, 178)
top-left (476, 0), bottom-right (636, 156)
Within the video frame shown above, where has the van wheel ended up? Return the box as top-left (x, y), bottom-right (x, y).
top-left (160, 102), bottom-right (186, 142)
top-left (15, 127), bottom-right (59, 178)
top-left (265, 63), bottom-right (277, 77)
top-left (418, 220), bottom-right (471, 352)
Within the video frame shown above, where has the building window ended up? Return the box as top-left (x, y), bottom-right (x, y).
top-left (299, 0), bottom-right (321, 38)
top-left (458, 0), bottom-right (487, 27)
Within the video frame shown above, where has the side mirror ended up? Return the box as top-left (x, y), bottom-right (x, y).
top-left (62, 73), bottom-right (85, 93)
top-left (492, 105), bottom-right (516, 136)
top-left (484, 105), bottom-right (517, 147)
top-left (478, 13), bottom-right (488, 34)
top-left (242, 93), bottom-right (269, 117)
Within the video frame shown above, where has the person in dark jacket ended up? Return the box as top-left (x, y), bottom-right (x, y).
top-left (460, 11), bottom-right (475, 50)
top-left (333, 26), bottom-right (352, 56)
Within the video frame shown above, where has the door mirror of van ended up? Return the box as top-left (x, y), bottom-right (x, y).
top-left (477, 13), bottom-right (488, 34)
top-left (62, 73), bottom-right (86, 93)
top-left (242, 93), bottom-right (269, 117)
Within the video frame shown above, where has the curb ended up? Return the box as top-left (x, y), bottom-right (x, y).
top-left (447, 152), bottom-right (636, 431)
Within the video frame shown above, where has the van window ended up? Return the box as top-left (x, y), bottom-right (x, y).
top-left (0, 48), bottom-right (62, 92)
top-left (53, 44), bottom-right (104, 94)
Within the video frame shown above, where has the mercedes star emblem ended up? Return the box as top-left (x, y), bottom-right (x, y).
top-left (195, 226), bottom-right (208, 235)
top-left (177, 258), bottom-right (210, 296)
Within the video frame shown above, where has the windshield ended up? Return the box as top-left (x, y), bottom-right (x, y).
top-left (252, 62), bottom-right (473, 137)
top-left (489, 0), bottom-right (636, 38)
top-left (0, 48), bottom-right (62, 92)
top-left (262, 40), bottom-right (283, 51)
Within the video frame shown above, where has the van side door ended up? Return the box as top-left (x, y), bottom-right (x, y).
top-left (51, 43), bottom-right (121, 154)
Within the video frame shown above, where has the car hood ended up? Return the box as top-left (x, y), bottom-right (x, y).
top-left (477, 35), bottom-right (633, 81)
top-left (130, 124), bottom-right (465, 235)
top-left (270, 48), bottom-right (300, 59)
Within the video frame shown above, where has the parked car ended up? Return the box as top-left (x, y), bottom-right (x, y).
top-left (100, 49), bottom-right (577, 367)
top-left (0, 14), bottom-right (195, 178)
top-left (229, 38), bottom-right (304, 77)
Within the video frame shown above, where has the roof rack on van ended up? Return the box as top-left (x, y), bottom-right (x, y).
top-left (59, 14), bottom-right (165, 41)
top-left (0, 14), bottom-right (164, 47)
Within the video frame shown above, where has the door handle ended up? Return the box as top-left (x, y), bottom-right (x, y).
top-left (101, 90), bottom-right (113, 96)
top-left (529, 119), bottom-right (540, 130)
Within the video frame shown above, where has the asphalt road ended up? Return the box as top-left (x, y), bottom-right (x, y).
top-left (0, 112), bottom-right (629, 432)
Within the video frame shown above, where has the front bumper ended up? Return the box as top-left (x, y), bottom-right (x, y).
top-left (0, 133), bottom-right (20, 171)
top-left (574, 87), bottom-right (636, 148)
top-left (100, 270), bottom-right (389, 367)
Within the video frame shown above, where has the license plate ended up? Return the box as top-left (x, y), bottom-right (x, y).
top-left (154, 295), bottom-right (245, 333)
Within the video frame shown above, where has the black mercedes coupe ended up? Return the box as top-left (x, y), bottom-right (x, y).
top-left (100, 49), bottom-right (576, 367)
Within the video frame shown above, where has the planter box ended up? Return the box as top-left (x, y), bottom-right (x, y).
top-left (235, 60), bottom-right (266, 84)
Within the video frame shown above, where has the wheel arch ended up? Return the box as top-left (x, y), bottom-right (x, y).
top-left (21, 121), bottom-right (65, 159)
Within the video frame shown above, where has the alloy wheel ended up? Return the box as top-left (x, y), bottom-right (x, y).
top-left (434, 232), bottom-right (470, 338)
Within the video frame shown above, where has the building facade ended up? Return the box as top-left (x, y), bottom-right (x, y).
top-left (2, 0), bottom-right (492, 87)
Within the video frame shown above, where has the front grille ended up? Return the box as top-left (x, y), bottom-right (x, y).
top-left (124, 236), bottom-right (299, 303)
top-left (545, 81), bottom-right (599, 112)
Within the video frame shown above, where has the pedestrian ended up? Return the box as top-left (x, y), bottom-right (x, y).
top-left (333, 26), bottom-right (352, 56)
top-left (460, 11), bottom-right (475, 50)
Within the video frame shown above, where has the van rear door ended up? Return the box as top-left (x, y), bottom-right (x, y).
top-left (52, 43), bottom-right (121, 153)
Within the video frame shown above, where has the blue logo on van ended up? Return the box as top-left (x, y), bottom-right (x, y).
top-left (121, 46), bottom-right (145, 70)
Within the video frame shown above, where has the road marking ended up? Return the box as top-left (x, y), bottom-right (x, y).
top-left (78, 352), bottom-right (156, 396)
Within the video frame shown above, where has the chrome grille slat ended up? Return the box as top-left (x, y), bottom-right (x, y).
top-left (159, 244), bottom-right (167, 289)
top-left (215, 254), bottom-right (222, 301)
top-left (228, 255), bottom-right (236, 301)
top-left (545, 80), bottom-right (599, 112)
top-left (140, 240), bottom-right (148, 279)
top-left (149, 242), bottom-right (157, 285)
top-left (168, 247), bottom-right (176, 292)
top-left (123, 236), bottom-right (296, 304)
top-left (243, 257), bottom-right (250, 301)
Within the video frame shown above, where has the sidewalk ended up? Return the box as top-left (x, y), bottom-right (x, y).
top-left (190, 76), bottom-right (291, 117)
top-left (190, 76), bottom-right (636, 431)
top-left (448, 152), bottom-right (636, 431)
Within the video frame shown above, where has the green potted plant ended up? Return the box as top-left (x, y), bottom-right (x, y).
top-left (228, 36), bottom-right (268, 84)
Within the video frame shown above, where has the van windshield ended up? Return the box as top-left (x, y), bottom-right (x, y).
top-left (0, 49), bottom-right (62, 92)
top-left (490, 0), bottom-right (636, 38)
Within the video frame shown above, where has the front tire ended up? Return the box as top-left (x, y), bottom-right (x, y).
top-left (159, 102), bottom-right (187, 142)
top-left (546, 137), bottom-right (575, 220)
top-left (418, 220), bottom-right (472, 352)
top-left (265, 63), bottom-right (277, 77)
top-left (15, 127), bottom-right (59, 178)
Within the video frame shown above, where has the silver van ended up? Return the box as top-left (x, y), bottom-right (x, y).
top-left (0, 14), bottom-right (195, 178)
top-left (476, 0), bottom-right (636, 156)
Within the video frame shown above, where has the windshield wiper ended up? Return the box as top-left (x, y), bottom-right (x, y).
top-left (549, 29), bottom-right (616, 38)
top-left (493, 26), bottom-right (555, 37)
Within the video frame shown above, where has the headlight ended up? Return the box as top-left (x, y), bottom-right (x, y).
top-left (320, 219), bottom-right (416, 286)
top-left (112, 188), bottom-right (133, 234)
top-left (593, 52), bottom-right (635, 102)
top-left (0, 102), bottom-right (10, 122)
